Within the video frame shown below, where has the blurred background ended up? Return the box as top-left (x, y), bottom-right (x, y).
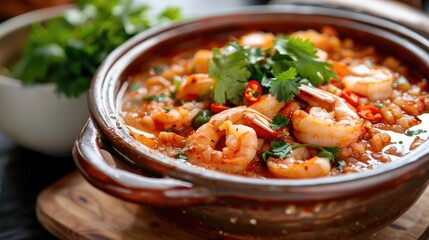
top-left (1, 0), bottom-right (426, 20)
top-left (0, 0), bottom-right (72, 20)
top-left (0, 0), bottom-right (273, 20)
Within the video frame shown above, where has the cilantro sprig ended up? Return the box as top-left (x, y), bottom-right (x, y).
top-left (176, 145), bottom-right (190, 160)
top-left (209, 42), bottom-right (251, 105)
top-left (142, 94), bottom-right (168, 103)
top-left (269, 67), bottom-right (301, 102)
top-left (273, 37), bottom-right (337, 86)
top-left (11, 0), bottom-right (183, 97)
top-left (270, 115), bottom-right (290, 131)
top-left (262, 140), bottom-right (292, 162)
top-left (209, 34), bottom-right (338, 105)
top-left (405, 129), bottom-right (427, 136)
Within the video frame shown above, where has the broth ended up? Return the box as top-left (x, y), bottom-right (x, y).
top-left (120, 26), bottom-right (429, 179)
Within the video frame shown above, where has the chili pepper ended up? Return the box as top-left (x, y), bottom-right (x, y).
top-left (341, 89), bottom-right (359, 107)
top-left (244, 80), bottom-right (262, 103)
top-left (357, 105), bottom-right (383, 121)
top-left (183, 94), bottom-right (200, 102)
top-left (191, 110), bottom-right (212, 130)
top-left (210, 103), bottom-right (230, 113)
top-left (330, 74), bottom-right (343, 87)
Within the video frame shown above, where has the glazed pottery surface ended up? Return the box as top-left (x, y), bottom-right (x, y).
top-left (73, 4), bottom-right (429, 239)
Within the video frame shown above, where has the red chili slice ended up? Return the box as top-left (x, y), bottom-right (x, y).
top-left (341, 89), bottom-right (360, 107)
top-left (210, 103), bottom-right (230, 113)
top-left (357, 105), bottom-right (383, 122)
top-left (244, 80), bottom-right (262, 103)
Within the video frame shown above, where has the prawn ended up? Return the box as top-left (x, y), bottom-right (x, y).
top-left (290, 29), bottom-right (341, 54)
top-left (186, 120), bottom-right (258, 174)
top-left (249, 94), bottom-right (286, 119)
top-left (186, 106), bottom-right (274, 174)
top-left (152, 102), bottom-right (204, 131)
top-left (263, 137), bottom-right (331, 178)
top-left (239, 32), bottom-right (275, 49)
top-left (192, 49), bottom-right (212, 74)
top-left (292, 85), bottom-right (364, 147)
top-left (267, 146), bottom-right (331, 179)
top-left (177, 74), bottom-right (213, 101)
top-left (209, 106), bottom-right (276, 137)
top-left (268, 156), bottom-right (331, 178)
top-left (333, 61), bottom-right (394, 101)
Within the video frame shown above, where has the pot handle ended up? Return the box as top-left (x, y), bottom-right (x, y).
top-left (73, 119), bottom-right (213, 207)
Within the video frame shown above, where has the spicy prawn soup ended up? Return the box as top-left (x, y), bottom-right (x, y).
top-left (120, 26), bottom-right (429, 179)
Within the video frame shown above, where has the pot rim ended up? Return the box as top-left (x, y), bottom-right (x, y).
top-left (89, 4), bottom-right (429, 189)
top-left (270, 0), bottom-right (429, 37)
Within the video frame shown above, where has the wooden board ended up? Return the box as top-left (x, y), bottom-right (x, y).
top-left (37, 171), bottom-right (429, 240)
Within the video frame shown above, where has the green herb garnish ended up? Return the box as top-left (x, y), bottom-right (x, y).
top-left (209, 42), bottom-right (251, 105)
top-left (316, 146), bottom-right (341, 163)
top-left (176, 145), bottom-right (190, 160)
top-left (209, 35), bottom-right (337, 105)
top-left (262, 141), bottom-right (343, 169)
top-left (129, 82), bottom-right (141, 91)
top-left (142, 94), bottom-right (168, 103)
top-left (337, 160), bottom-right (346, 172)
top-left (161, 107), bottom-right (170, 113)
top-left (273, 36), bottom-right (337, 86)
top-left (11, 0), bottom-right (183, 97)
top-left (269, 67), bottom-right (301, 103)
top-left (405, 129), bottom-right (427, 136)
top-left (191, 110), bottom-right (212, 130)
top-left (169, 77), bottom-right (182, 101)
top-left (154, 65), bottom-right (165, 74)
top-left (270, 115), bottom-right (290, 130)
top-left (262, 140), bottom-right (292, 162)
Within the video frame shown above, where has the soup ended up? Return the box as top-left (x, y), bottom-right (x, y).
top-left (120, 26), bottom-right (429, 178)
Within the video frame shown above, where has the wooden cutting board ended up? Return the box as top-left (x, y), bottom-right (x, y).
top-left (36, 171), bottom-right (429, 240)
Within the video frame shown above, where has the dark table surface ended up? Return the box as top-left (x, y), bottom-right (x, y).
top-left (1, 1), bottom-right (428, 240)
top-left (0, 133), bottom-right (75, 240)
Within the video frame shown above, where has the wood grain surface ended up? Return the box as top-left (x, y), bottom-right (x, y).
top-left (36, 171), bottom-right (429, 240)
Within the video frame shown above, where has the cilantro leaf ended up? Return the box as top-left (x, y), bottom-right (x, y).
top-left (176, 146), bottom-right (190, 160)
top-left (168, 77), bottom-right (181, 100)
top-left (143, 94), bottom-right (168, 102)
top-left (275, 36), bottom-right (338, 85)
top-left (405, 129), bottom-right (427, 136)
top-left (246, 47), bottom-right (265, 65)
top-left (291, 144), bottom-right (341, 163)
top-left (270, 115), bottom-right (290, 130)
top-left (262, 140), bottom-right (292, 162)
top-left (263, 141), bottom-right (345, 171)
top-left (129, 82), bottom-right (141, 91)
top-left (337, 160), bottom-right (346, 172)
top-left (209, 42), bottom-right (251, 105)
top-left (317, 146), bottom-right (341, 163)
top-left (269, 67), bottom-right (301, 102)
top-left (292, 144), bottom-right (343, 168)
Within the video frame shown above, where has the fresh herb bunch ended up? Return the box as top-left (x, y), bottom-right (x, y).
top-left (209, 35), bottom-right (338, 105)
top-left (12, 0), bottom-right (182, 97)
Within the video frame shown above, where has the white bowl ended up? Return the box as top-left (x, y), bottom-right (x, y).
top-left (0, 5), bottom-right (88, 156)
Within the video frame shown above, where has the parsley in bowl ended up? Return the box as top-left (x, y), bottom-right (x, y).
top-left (0, 0), bottom-right (182, 155)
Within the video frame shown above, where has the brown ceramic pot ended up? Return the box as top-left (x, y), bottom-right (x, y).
top-left (73, 4), bottom-right (429, 240)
